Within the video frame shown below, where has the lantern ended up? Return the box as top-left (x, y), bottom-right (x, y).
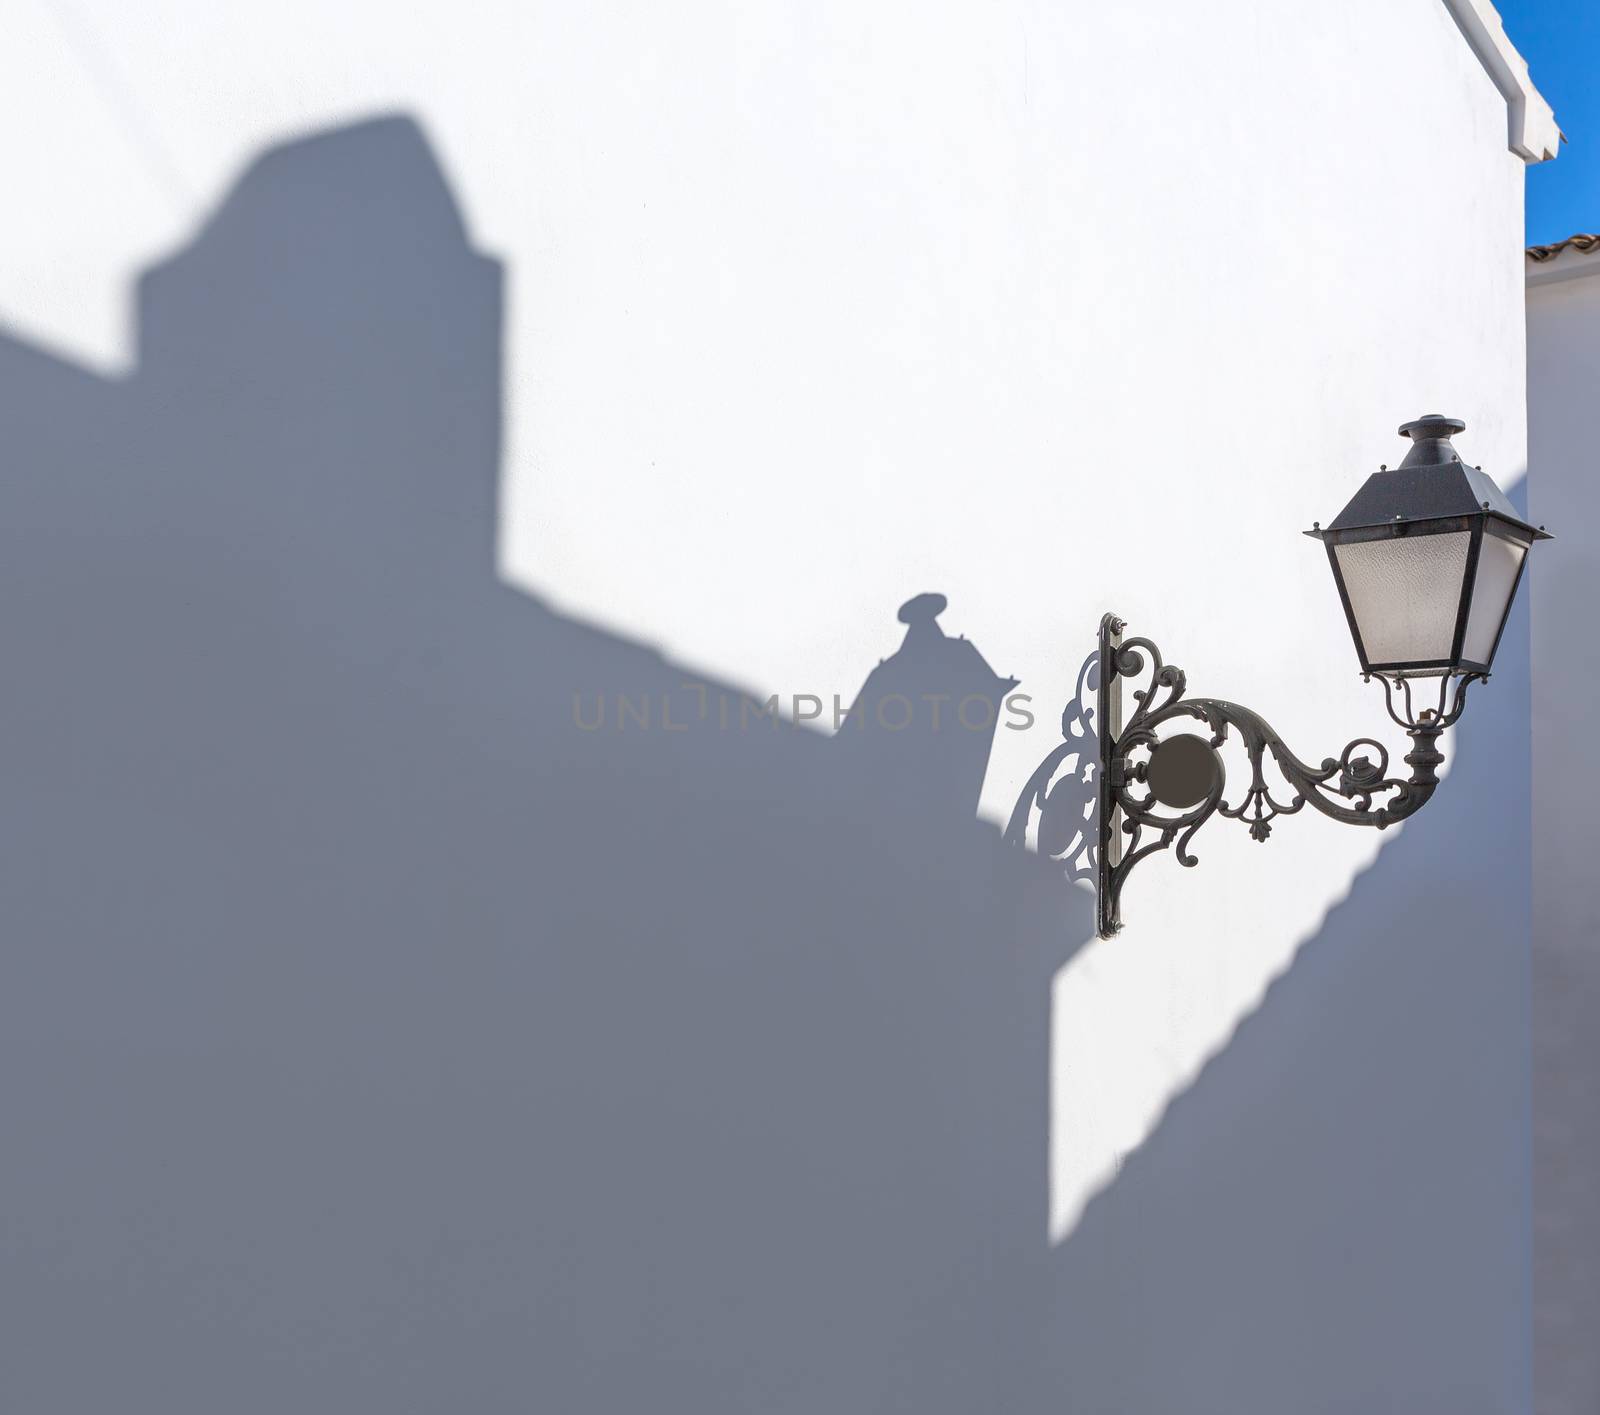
top-left (1312, 414), bottom-right (1549, 676)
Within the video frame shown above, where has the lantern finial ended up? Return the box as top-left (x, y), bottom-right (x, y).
top-left (1397, 414), bottom-right (1467, 467)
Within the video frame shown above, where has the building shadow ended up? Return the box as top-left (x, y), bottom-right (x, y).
top-left (1038, 584), bottom-right (1533, 1412)
top-left (0, 110), bottom-right (1528, 1415)
top-left (0, 115), bottom-right (1095, 1413)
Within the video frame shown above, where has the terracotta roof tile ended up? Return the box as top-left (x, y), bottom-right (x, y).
top-left (1528, 234), bottom-right (1600, 262)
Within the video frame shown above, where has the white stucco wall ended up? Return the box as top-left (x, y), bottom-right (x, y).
top-left (0, 1), bottom-right (1545, 1410)
top-left (1526, 246), bottom-right (1600, 1415)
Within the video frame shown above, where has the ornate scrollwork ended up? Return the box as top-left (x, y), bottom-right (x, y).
top-left (1011, 613), bottom-right (1485, 938)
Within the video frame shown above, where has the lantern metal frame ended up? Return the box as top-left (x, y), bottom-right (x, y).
top-left (1315, 516), bottom-right (1528, 676)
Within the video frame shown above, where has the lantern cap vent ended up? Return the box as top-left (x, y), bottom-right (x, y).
top-left (1397, 414), bottom-right (1467, 467)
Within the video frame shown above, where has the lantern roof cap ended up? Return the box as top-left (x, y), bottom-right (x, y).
top-left (1316, 415), bottom-right (1550, 540)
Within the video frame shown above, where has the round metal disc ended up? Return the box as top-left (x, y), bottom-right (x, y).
top-left (1145, 733), bottom-right (1221, 809)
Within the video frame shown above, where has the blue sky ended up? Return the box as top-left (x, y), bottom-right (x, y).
top-left (1497, 0), bottom-right (1600, 244)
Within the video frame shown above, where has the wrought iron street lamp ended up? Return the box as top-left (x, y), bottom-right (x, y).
top-left (1011, 414), bottom-right (1550, 938)
top-left (1318, 414), bottom-right (1542, 676)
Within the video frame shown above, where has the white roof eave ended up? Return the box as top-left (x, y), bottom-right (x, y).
top-left (1443, 0), bottom-right (1561, 163)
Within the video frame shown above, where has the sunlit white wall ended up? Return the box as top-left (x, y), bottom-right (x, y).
top-left (2, 0), bottom-right (1539, 1372)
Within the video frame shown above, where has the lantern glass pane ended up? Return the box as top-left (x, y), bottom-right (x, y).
top-left (1333, 529), bottom-right (1471, 666)
top-left (1462, 533), bottom-right (1526, 666)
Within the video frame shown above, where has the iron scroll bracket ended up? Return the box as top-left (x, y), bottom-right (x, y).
top-left (1013, 613), bottom-right (1483, 939)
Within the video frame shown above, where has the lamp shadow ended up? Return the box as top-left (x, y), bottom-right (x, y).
top-left (0, 114), bottom-right (1094, 1413)
top-left (1004, 649), bottom-right (1101, 891)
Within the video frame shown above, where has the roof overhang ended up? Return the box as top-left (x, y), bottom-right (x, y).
top-left (1527, 237), bottom-right (1600, 288)
top-left (1442, 0), bottom-right (1560, 163)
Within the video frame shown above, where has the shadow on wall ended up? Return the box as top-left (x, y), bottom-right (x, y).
top-left (1005, 649), bottom-right (1100, 889)
top-left (1041, 557), bottom-right (1534, 1411)
top-left (0, 112), bottom-right (1531, 1414)
top-left (0, 115), bottom-right (1093, 1413)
